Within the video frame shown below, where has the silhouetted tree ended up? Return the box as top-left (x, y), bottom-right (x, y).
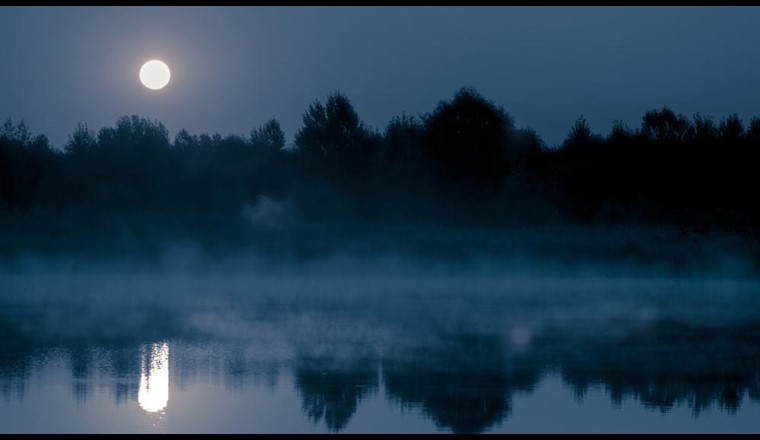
top-left (640, 107), bottom-right (692, 142)
top-left (295, 92), bottom-right (378, 168)
top-left (718, 113), bottom-right (744, 144)
top-left (748, 117), bottom-right (760, 143)
top-left (608, 120), bottom-right (635, 143)
top-left (97, 115), bottom-right (170, 153)
top-left (64, 123), bottom-right (97, 156)
top-left (568, 116), bottom-right (592, 142)
top-left (422, 88), bottom-right (514, 187)
top-left (691, 114), bottom-right (718, 144)
top-left (293, 92), bottom-right (381, 218)
top-left (251, 119), bottom-right (286, 152)
top-left (562, 115), bottom-right (604, 151)
top-left (381, 114), bottom-right (424, 167)
top-left (505, 127), bottom-right (545, 184)
top-left (173, 129), bottom-right (198, 151)
top-left (0, 119), bottom-right (56, 213)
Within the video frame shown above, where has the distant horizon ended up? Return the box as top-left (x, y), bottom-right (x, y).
top-left (5, 87), bottom-right (759, 152)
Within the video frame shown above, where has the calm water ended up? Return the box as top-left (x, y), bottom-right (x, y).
top-left (2, 269), bottom-right (760, 433)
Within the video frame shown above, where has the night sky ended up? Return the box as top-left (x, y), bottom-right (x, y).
top-left (1, 6), bottom-right (759, 148)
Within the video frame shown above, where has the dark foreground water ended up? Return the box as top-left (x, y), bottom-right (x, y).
top-left (2, 264), bottom-right (760, 433)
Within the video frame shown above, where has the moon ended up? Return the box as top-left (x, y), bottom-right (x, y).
top-left (139, 60), bottom-right (171, 90)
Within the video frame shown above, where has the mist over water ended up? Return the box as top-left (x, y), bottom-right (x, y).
top-left (2, 255), bottom-right (759, 433)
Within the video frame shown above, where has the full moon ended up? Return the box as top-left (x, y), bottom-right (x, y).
top-left (139, 60), bottom-right (171, 90)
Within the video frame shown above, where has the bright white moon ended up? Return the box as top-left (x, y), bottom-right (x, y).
top-left (139, 60), bottom-right (171, 90)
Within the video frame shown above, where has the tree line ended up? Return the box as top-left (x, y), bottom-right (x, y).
top-left (2, 87), bottom-right (760, 238)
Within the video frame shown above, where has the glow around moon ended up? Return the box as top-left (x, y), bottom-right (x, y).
top-left (139, 60), bottom-right (171, 90)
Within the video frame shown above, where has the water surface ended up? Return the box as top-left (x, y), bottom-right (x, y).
top-left (2, 269), bottom-right (759, 433)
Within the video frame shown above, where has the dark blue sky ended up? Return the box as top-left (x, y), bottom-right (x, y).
top-left (1, 6), bottom-right (759, 147)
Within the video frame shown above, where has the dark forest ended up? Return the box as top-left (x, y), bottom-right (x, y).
top-left (2, 88), bottom-right (759, 272)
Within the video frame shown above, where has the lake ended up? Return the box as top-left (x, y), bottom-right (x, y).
top-left (2, 264), bottom-right (759, 433)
